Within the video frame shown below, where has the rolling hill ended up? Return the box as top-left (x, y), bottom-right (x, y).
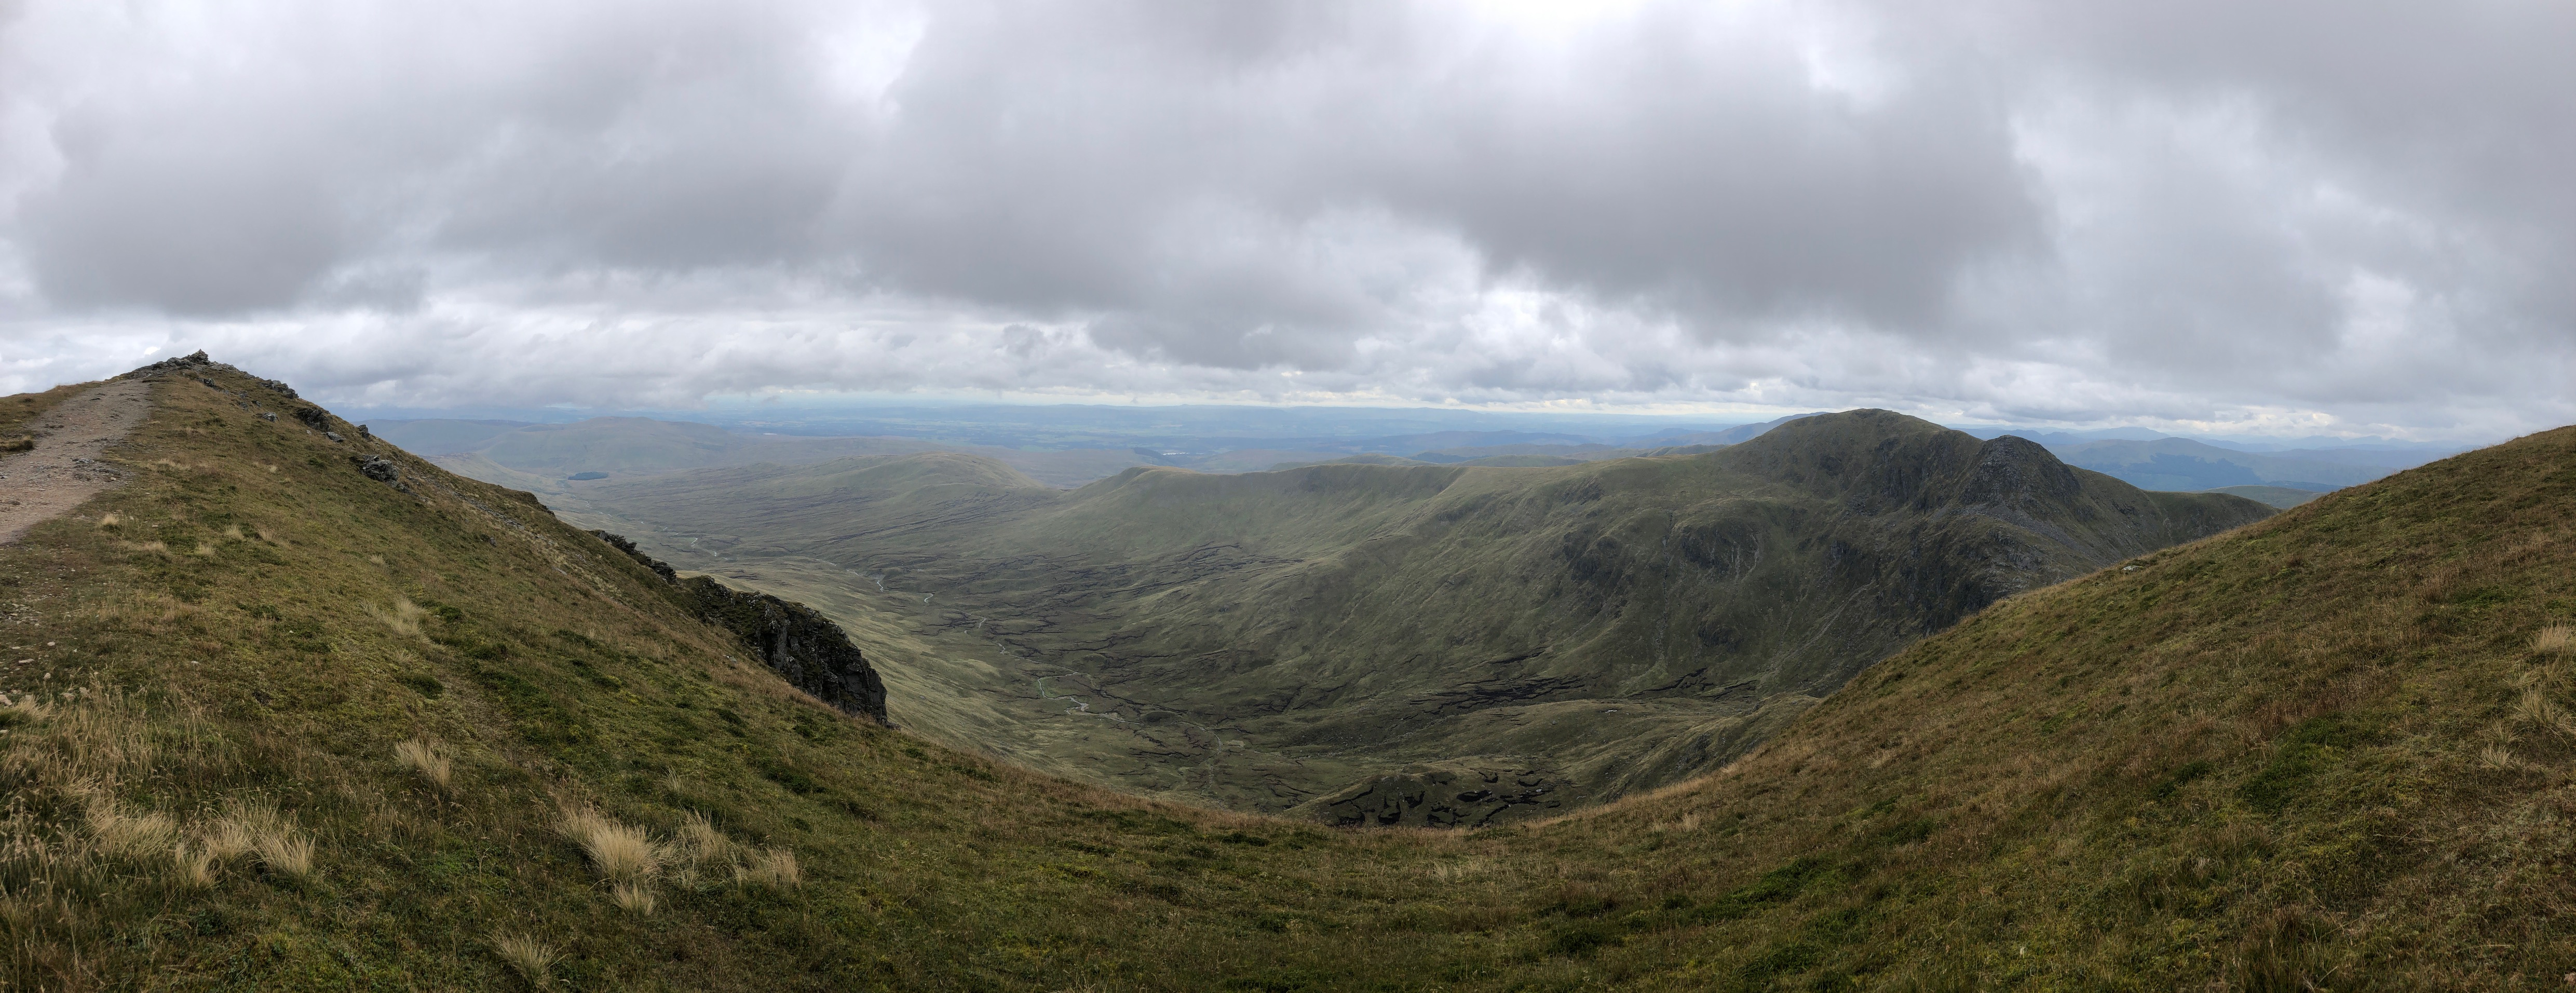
top-left (9, 359), bottom-right (2573, 988)
top-left (561, 411), bottom-right (2272, 825)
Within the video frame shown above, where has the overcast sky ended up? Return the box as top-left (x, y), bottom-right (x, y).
top-left (2, 1), bottom-right (2569, 439)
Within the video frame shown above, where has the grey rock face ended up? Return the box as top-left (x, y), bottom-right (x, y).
top-left (591, 532), bottom-right (677, 582)
top-left (260, 412), bottom-right (277, 423)
top-left (590, 530), bottom-right (889, 725)
top-left (355, 455), bottom-right (399, 482)
top-left (323, 431), bottom-right (344, 443)
top-left (292, 406), bottom-right (330, 429)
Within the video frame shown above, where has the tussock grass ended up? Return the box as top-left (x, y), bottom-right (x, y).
top-left (609, 881), bottom-right (657, 915)
top-left (83, 801), bottom-right (179, 859)
top-left (558, 806), bottom-right (660, 886)
top-left (174, 842), bottom-right (220, 888)
top-left (666, 810), bottom-right (730, 887)
top-left (366, 600), bottom-right (430, 637)
top-left (737, 847), bottom-right (800, 889)
top-left (491, 932), bottom-right (561, 986)
top-left (392, 738), bottom-right (452, 792)
top-left (205, 801), bottom-right (314, 878)
top-left (258, 832), bottom-right (316, 878)
top-left (2516, 688), bottom-right (2576, 739)
top-left (96, 512), bottom-right (121, 529)
top-left (2538, 624), bottom-right (2575, 656)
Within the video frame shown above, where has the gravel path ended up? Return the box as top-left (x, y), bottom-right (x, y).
top-left (0, 380), bottom-right (153, 544)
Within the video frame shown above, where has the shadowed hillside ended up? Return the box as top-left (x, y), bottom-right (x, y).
top-left (574, 410), bottom-right (2273, 824)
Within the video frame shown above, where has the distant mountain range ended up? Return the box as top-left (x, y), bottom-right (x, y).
top-left (375, 410), bottom-right (2474, 501)
top-left (533, 410), bottom-right (2271, 824)
top-left (2030, 437), bottom-right (2462, 493)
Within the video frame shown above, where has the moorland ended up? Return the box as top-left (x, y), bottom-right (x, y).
top-left (5, 358), bottom-right (2569, 988)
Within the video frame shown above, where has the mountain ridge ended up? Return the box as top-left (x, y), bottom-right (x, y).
top-left (562, 408), bottom-right (2272, 824)
top-left (6, 363), bottom-right (2573, 987)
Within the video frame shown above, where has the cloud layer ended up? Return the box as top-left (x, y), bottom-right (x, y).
top-left (2, 0), bottom-right (2569, 438)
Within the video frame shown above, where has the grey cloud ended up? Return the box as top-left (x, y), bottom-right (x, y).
top-left (0, 0), bottom-right (2568, 439)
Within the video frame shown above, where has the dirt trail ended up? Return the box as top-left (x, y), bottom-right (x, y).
top-left (0, 380), bottom-right (153, 544)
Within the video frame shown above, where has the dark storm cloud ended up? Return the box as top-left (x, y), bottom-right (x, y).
top-left (0, 0), bottom-right (2568, 438)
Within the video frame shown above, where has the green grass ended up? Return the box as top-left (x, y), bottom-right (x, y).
top-left (6, 367), bottom-right (2574, 988)
top-left (556, 410), bottom-right (2270, 824)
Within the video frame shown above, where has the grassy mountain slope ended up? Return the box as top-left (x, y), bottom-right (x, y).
top-left (8, 366), bottom-right (2573, 988)
top-left (2203, 483), bottom-right (2327, 509)
top-left (570, 411), bottom-right (2272, 824)
top-left (1529, 423), bottom-right (2576, 987)
top-left (0, 368), bottom-right (1554, 989)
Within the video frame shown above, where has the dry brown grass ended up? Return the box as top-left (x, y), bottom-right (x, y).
top-left (2537, 625), bottom-right (2576, 656)
top-left (96, 512), bottom-right (121, 529)
top-left (558, 806), bottom-right (661, 886)
top-left (1426, 856), bottom-right (1497, 886)
top-left (84, 802), bottom-right (179, 859)
top-left (393, 738), bottom-right (453, 792)
top-left (673, 810), bottom-right (729, 862)
top-left (610, 881), bottom-right (658, 915)
top-left (208, 801), bottom-right (313, 878)
top-left (492, 932), bottom-right (562, 986)
top-left (367, 600), bottom-right (431, 637)
top-left (2514, 689), bottom-right (2576, 740)
top-left (738, 847), bottom-right (801, 890)
top-left (173, 843), bottom-right (220, 888)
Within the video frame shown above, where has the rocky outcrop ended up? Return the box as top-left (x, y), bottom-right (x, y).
top-left (591, 530), bottom-right (889, 725)
top-left (1310, 764), bottom-right (1567, 828)
top-left (351, 453), bottom-right (403, 486)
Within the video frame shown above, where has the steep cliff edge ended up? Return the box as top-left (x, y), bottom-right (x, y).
top-left (593, 530), bottom-right (889, 724)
